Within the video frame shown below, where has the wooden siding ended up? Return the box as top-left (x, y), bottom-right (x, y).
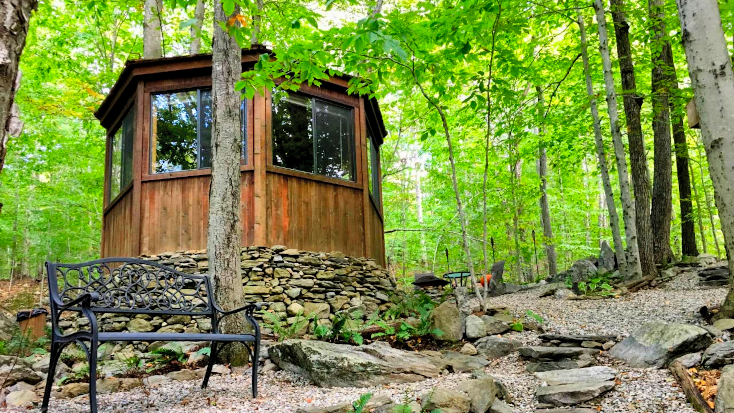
top-left (102, 189), bottom-right (135, 257)
top-left (369, 203), bottom-right (385, 266)
top-left (265, 172), bottom-right (365, 258)
top-left (137, 172), bottom-right (254, 255)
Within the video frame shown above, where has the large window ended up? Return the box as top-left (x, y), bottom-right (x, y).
top-left (272, 90), bottom-right (355, 181)
top-left (367, 130), bottom-right (381, 208)
top-left (109, 108), bottom-right (134, 202)
top-left (150, 89), bottom-right (246, 174)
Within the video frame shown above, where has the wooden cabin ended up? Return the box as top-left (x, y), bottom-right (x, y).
top-left (95, 46), bottom-right (387, 265)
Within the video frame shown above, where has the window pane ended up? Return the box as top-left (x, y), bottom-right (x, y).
top-left (199, 90), bottom-right (212, 168)
top-left (151, 91), bottom-right (198, 173)
top-left (109, 128), bottom-right (122, 200)
top-left (314, 100), bottom-right (354, 180)
top-left (272, 91), bottom-right (313, 173)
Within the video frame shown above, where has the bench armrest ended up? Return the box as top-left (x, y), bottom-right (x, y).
top-left (55, 292), bottom-right (101, 310)
top-left (212, 302), bottom-right (262, 335)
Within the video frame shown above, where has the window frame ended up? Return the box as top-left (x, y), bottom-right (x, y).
top-left (268, 88), bottom-right (359, 185)
top-left (106, 105), bottom-right (135, 206)
top-left (144, 84), bottom-right (251, 181)
top-left (367, 125), bottom-right (382, 211)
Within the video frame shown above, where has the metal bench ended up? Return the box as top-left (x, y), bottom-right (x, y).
top-left (42, 258), bottom-right (261, 413)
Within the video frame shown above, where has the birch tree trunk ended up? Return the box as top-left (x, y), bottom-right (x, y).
top-left (609, 0), bottom-right (656, 276)
top-left (0, 0), bottom-right (37, 175)
top-left (143, 0), bottom-right (163, 59)
top-left (664, 44), bottom-right (698, 257)
top-left (689, 161), bottom-right (708, 254)
top-left (648, 0), bottom-right (674, 265)
top-left (592, 0), bottom-right (642, 279)
top-left (536, 87), bottom-right (557, 277)
top-left (209, 1), bottom-right (247, 365)
top-left (189, 0), bottom-right (205, 55)
top-left (675, 0), bottom-right (734, 319)
top-left (578, 9), bottom-right (628, 276)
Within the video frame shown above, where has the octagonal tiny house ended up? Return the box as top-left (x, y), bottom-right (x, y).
top-left (95, 47), bottom-right (386, 265)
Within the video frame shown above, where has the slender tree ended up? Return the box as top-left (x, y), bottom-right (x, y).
top-left (208, 0), bottom-right (247, 364)
top-left (0, 0), bottom-right (38, 176)
top-left (189, 0), bottom-right (206, 55)
top-left (689, 161), bottom-right (708, 254)
top-left (592, 0), bottom-right (643, 279)
top-left (144, 0), bottom-right (164, 58)
top-left (648, 0), bottom-right (674, 265)
top-left (608, 0), bottom-right (656, 276)
top-left (536, 86), bottom-right (557, 277)
top-left (675, 0), bottom-right (734, 319)
top-left (578, 9), bottom-right (627, 276)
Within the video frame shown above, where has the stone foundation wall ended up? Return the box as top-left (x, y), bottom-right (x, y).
top-left (59, 246), bottom-right (397, 336)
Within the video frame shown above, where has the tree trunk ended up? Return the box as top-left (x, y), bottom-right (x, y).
top-left (648, 0), bottom-right (674, 265)
top-left (208, 1), bottom-right (247, 365)
top-left (675, 0), bottom-right (734, 319)
top-left (189, 0), bottom-right (205, 55)
top-left (510, 157), bottom-right (523, 282)
top-left (578, 9), bottom-right (628, 276)
top-left (609, 0), bottom-right (656, 276)
top-left (592, 0), bottom-right (642, 279)
top-left (689, 161), bottom-right (708, 254)
top-left (664, 45), bottom-right (698, 257)
top-left (144, 0), bottom-right (163, 59)
top-left (698, 144), bottom-right (722, 258)
top-left (415, 163), bottom-right (427, 266)
top-left (251, 0), bottom-right (263, 44)
top-left (0, 0), bottom-right (37, 175)
top-left (536, 87), bottom-right (557, 277)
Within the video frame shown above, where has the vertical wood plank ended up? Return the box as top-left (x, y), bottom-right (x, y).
top-left (359, 98), bottom-right (372, 259)
top-left (252, 89), bottom-right (268, 246)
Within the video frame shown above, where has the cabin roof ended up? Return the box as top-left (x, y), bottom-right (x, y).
top-left (96, 45), bottom-right (387, 143)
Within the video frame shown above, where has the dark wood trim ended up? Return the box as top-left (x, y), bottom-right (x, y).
top-left (141, 166), bottom-right (255, 182)
top-left (103, 182), bottom-right (133, 215)
top-left (359, 98), bottom-right (373, 258)
top-left (131, 82), bottom-right (144, 256)
top-left (266, 166), bottom-right (362, 190)
top-left (144, 75), bottom-right (212, 94)
top-left (370, 195), bottom-right (384, 224)
top-left (274, 80), bottom-right (360, 108)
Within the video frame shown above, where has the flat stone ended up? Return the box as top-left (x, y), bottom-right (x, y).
top-left (465, 315), bottom-right (488, 340)
top-left (303, 302), bottom-right (330, 318)
top-left (475, 336), bottom-right (520, 359)
top-left (704, 341), bottom-right (734, 368)
top-left (675, 352), bottom-right (702, 369)
top-left (534, 366), bottom-right (617, 386)
top-left (443, 352), bottom-right (490, 373)
top-left (143, 375), bottom-right (170, 386)
top-left (295, 394), bottom-right (392, 413)
top-left (421, 387), bottom-right (471, 413)
top-left (609, 322), bottom-right (712, 368)
top-left (714, 319), bottom-right (734, 331)
top-left (285, 288), bottom-right (302, 298)
top-left (167, 369), bottom-right (199, 381)
top-left (60, 382), bottom-right (90, 398)
top-left (490, 399), bottom-right (514, 413)
top-left (287, 302), bottom-right (304, 316)
top-left (461, 343), bottom-right (478, 355)
top-left (96, 378), bottom-right (121, 394)
top-left (519, 346), bottom-right (596, 361)
top-left (457, 377), bottom-right (497, 413)
top-left (127, 318), bottom-right (154, 332)
top-left (212, 364), bottom-right (231, 375)
top-left (535, 409), bottom-right (599, 413)
top-left (539, 334), bottom-right (617, 344)
top-left (243, 285), bottom-right (271, 295)
top-left (717, 365), bottom-right (734, 413)
top-left (481, 315), bottom-right (511, 335)
top-left (6, 390), bottom-right (39, 407)
top-left (536, 381), bottom-right (615, 406)
top-left (0, 355), bottom-right (42, 386)
top-left (270, 340), bottom-right (441, 387)
top-left (526, 357), bottom-right (595, 373)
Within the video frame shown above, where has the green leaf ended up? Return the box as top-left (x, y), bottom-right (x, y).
top-left (179, 18), bottom-right (199, 29)
top-left (222, 0), bottom-right (235, 16)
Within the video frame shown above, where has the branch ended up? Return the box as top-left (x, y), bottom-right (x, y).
top-left (544, 53), bottom-right (582, 118)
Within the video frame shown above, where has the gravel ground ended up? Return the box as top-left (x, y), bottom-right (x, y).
top-left (11, 268), bottom-right (724, 413)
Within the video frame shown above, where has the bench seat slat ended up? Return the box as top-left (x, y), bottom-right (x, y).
top-left (98, 332), bottom-right (257, 343)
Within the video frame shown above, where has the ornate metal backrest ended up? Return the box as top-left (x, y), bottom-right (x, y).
top-left (46, 258), bottom-right (214, 316)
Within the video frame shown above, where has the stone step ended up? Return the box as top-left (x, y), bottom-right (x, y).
top-left (519, 346), bottom-right (598, 361)
top-left (536, 381), bottom-right (616, 407)
top-left (534, 366), bottom-right (617, 386)
top-left (538, 334), bottom-right (616, 344)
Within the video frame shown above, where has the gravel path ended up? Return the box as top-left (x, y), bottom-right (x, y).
top-left (11, 270), bottom-right (725, 413)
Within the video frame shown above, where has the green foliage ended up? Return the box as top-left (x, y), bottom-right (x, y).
top-left (509, 321), bottom-right (524, 332)
top-left (526, 310), bottom-right (544, 324)
top-left (313, 311), bottom-right (364, 345)
top-left (352, 393), bottom-right (372, 413)
top-left (577, 273), bottom-right (616, 297)
top-left (260, 310), bottom-right (310, 342)
top-left (150, 344), bottom-right (187, 369)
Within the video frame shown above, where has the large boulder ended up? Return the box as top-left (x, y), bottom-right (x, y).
top-left (269, 340), bottom-right (442, 387)
top-left (475, 336), bottom-right (520, 359)
top-left (569, 260), bottom-right (597, 283)
top-left (536, 381), bottom-right (616, 406)
top-left (432, 301), bottom-right (464, 342)
top-left (465, 315), bottom-right (487, 340)
top-left (456, 377), bottom-right (497, 413)
top-left (421, 387), bottom-right (471, 413)
top-left (718, 365), bottom-right (734, 413)
top-left (609, 322), bottom-right (712, 368)
top-left (598, 240), bottom-right (616, 272)
top-left (704, 341), bottom-right (734, 368)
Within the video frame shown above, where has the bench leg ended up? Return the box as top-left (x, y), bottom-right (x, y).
top-left (201, 342), bottom-right (218, 389)
top-left (41, 342), bottom-right (62, 413)
top-left (251, 341), bottom-right (259, 398)
top-left (88, 338), bottom-right (99, 413)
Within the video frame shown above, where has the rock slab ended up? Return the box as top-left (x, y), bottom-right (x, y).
top-left (609, 322), bottom-right (712, 368)
top-left (534, 366), bottom-right (617, 386)
top-left (536, 381), bottom-right (615, 406)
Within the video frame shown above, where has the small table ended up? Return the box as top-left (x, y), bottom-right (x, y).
top-left (443, 271), bottom-right (472, 287)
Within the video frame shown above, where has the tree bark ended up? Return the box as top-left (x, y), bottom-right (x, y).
top-left (592, 0), bottom-right (642, 279)
top-left (698, 144), bottom-right (722, 258)
top-left (608, 0), bottom-right (656, 276)
top-left (578, 9), bottom-right (628, 277)
top-left (536, 87), bottom-right (557, 277)
top-left (664, 45), bottom-right (698, 257)
top-left (251, 0), bottom-right (263, 45)
top-left (189, 0), bottom-right (205, 55)
top-left (675, 0), bottom-right (734, 319)
top-left (648, 0), bottom-right (674, 265)
top-left (0, 0), bottom-right (37, 175)
top-left (689, 161), bottom-right (708, 254)
top-left (144, 0), bottom-right (163, 59)
top-left (209, 1), bottom-right (247, 365)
